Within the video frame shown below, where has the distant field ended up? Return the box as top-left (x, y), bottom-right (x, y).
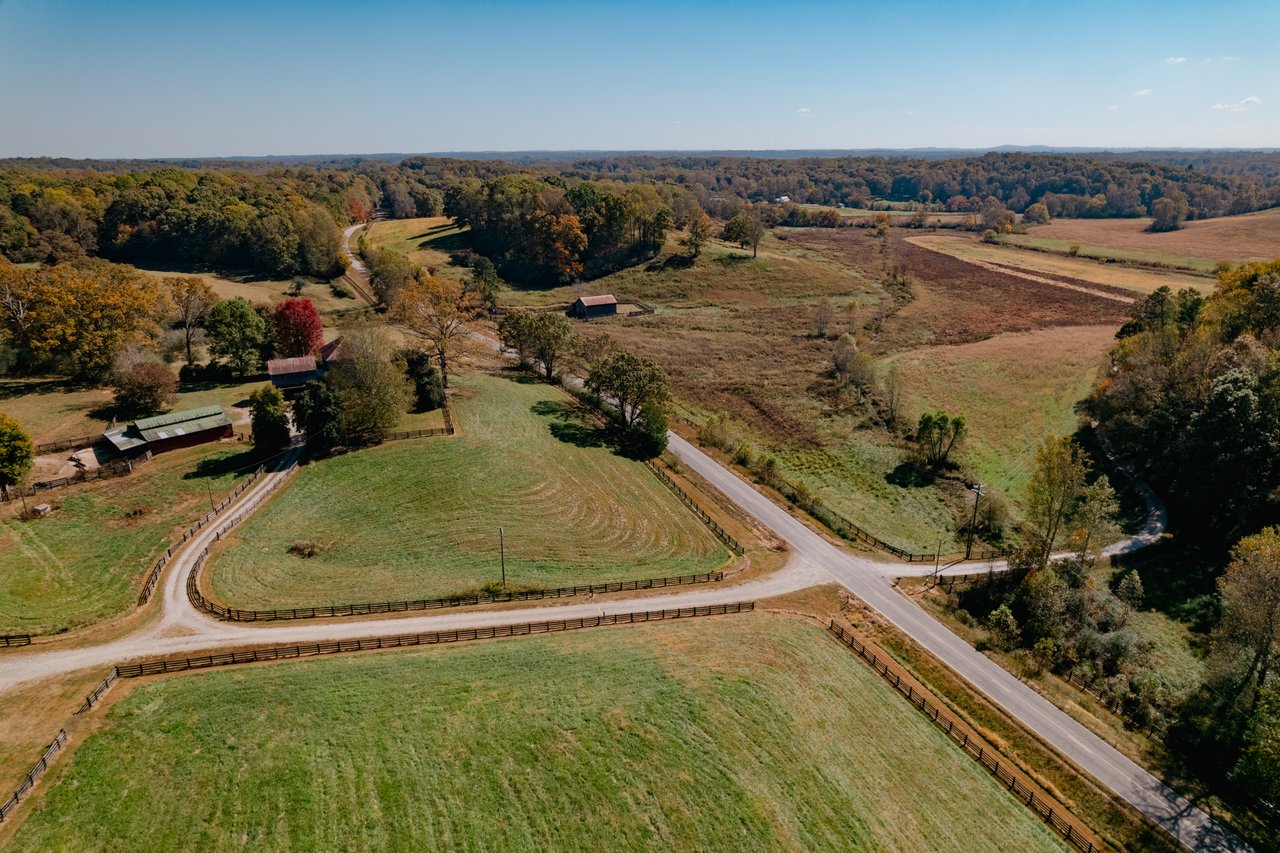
top-left (497, 228), bottom-right (1125, 552)
top-left (8, 616), bottom-right (1065, 852)
top-left (211, 371), bottom-right (726, 609)
top-left (0, 376), bottom-right (265, 445)
top-left (885, 326), bottom-right (1116, 500)
top-left (907, 234), bottom-right (1211, 296)
top-left (0, 443), bottom-right (254, 635)
top-left (1011, 208), bottom-right (1280, 268)
top-left (361, 216), bottom-right (468, 282)
top-left (135, 268), bottom-right (358, 314)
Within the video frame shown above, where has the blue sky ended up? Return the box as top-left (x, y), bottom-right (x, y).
top-left (0, 0), bottom-right (1275, 157)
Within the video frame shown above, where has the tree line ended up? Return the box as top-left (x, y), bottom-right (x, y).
top-left (0, 165), bottom-right (376, 278)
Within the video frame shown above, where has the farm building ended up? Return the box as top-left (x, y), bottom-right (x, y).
top-left (567, 295), bottom-right (618, 319)
top-left (102, 405), bottom-right (234, 456)
top-left (267, 355), bottom-right (321, 391)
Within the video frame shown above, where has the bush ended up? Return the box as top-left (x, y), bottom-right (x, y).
top-left (113, 358), bottom-right (177, 416)
top-left (249, 385), bottom-right (290, 452)
top-left (178, 361), bottom-right (234, 384)
top-left (288, 540), bottom-right (321, 558)
top-left (403, 350), bottom-right (445, 412)
top-left (329, 281), bottom-right (353, 299)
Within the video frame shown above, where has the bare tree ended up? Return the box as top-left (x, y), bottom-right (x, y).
top-left (166, 276), bottom-right (219, 364)
top-left (814, 297), bottom-right (834, 338)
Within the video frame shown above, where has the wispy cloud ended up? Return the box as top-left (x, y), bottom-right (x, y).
top-left (796, 107), bottom-right (811, 114)
top-left (1164, 56), bottom-right (1186, 64)
top-left (1133, 88), bottom-right (1152, 96)
top-left (1212, 96), bottom-right (1261, 112)
top-left (1108, 104), bottom-right (1119, 111)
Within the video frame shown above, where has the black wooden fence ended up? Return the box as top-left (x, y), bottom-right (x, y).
top-left (119, 603), bottom-right (756, 678)
top-left (136, 465), bottom-right (267, 606)
top-left (827, 622), bottom-right (1097, 852)
top-left (0, 730), bottom-right (67, 823)
top-left (75, 669), bottom-right (118, 715)
top-left (2, 451), bottom-right (154, 502)
top-left (0, 634), bottom-right (32, 648)
top-left (192, 570), bottom-right (724, 622)
top-left (645, 462), bottom-right (744, 555)
top-left (34, 434), bottom-right (99, 455)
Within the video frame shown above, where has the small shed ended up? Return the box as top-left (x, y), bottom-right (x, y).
top-left (103, 405), bottom-right (233, 456)
top-left (268, 355), bottom-right (321, 391)
top-left (567, 295), bottom-right (618, 320)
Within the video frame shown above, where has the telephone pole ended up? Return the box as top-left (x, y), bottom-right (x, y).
top-left (965, 482), bottom-right (985, 560)
top-left (499, 527), bottom-right (506, 587)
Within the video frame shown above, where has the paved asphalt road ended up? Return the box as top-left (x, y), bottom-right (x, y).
top-left (0, 332), bottom-right (1247, 851)
top-left (665, 431), bottom-right (1246, 852)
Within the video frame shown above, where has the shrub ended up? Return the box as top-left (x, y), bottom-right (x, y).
top-left (288, 540), bottom-right (321, 558)
top-left (249, 385), bottom-right (290, 452)
top-left (113, 357), bottom-right (178, 416)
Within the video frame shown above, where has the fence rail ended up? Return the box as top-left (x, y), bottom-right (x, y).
top-left (827, 622), bottom-right (1097, 853)
top-left (119, 603), bottom-right (756, 678)
top-left (75, 668), bottom-right (119, 714)
top-left (645, 462), bottom-right (744, 555)
top-left (0, 730), bottom-right (67, 823)
top-left (34, 434), bottom-right (99, 455)
top-left (192, 570), bottom-right (724, 622)
top-left (3, 451), bottom-right (154, 502)
top-left (136, 465), bottom-right (267, 606)
top-left (0, 634), bottom-right (32, 648)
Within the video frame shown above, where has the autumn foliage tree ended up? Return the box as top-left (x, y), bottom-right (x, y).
top-left (112, 352), bottom-right (178, 416)
top-left (271, 298), bottom-right (323, 357)
top-left (0, 413), bottom-right (34, 501)
top-left (392, 273), bottom-right (478, 387)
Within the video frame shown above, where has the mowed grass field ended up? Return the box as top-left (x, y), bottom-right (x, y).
top-left (885, 326), bottom-right (1117, 501)
top-left (906, 234), bottom-right (1211, 296)
top-left (7, 616), bottom-right (1065, 852)
top-left (361, 216), bottom-right (469, 283)
top-left (135, 267), bottom-right (359, 314)
top-left (211, 371), bottom-right (727, 609)
top-left (1, 376), bottom-right (265, 444)
top-left (1008, 208), bottom-right (1280, 269)
top-left (0, 443), bottom-right (255, 635)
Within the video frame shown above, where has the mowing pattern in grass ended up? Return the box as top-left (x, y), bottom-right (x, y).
top-left (9, 617), bottom-right (1065, 852)
top-left (0, 445), bottom-right (253, 635)
top-left (212, 372), bottom-right (727, 609)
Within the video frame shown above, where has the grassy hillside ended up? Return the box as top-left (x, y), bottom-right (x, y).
top-left (211, 371), bottom-right (727, 608)
top-left (0, 443), bottom-right (255, 635)
top-left (8, 616), bottom-right (1065, 852)
top-left (1008, 208), bottom-right (1280, 269)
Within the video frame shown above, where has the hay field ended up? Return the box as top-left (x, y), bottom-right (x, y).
top-left (6, 616), bottom-right (1065, 852)
top-left (211, 371), bottom-right (727, 608)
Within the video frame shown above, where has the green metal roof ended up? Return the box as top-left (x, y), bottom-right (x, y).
top-left (102, 426), bottom-right (148, 453)
top-left (134, 405), bottom-right (224, 432)
top-left (139, 413), bottom-right (231, 443)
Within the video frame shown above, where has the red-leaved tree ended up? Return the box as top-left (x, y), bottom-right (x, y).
top-left (272, 298), bottom-right (323, 357)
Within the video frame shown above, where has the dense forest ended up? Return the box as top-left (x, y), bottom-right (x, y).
top-left (444, 174), bottom-right (677, 284)
top-left (2, 151), bottom-right (1277, 283)
top-left (0, 166), bottom-right (376, 277)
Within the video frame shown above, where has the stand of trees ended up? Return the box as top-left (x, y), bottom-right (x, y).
top-left (445, 175), bottom-right (674, 284)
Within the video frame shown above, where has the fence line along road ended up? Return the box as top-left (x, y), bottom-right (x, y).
top-left (827, 622), bottom-right (1100, 853)
top-left (645, 462), bottom-right (743, 554)
top-left (75, 668), bottom-right (118, 714)
top-left (136, 465), bottom-right (267, 606)
top-left (0, 634), bottom-right (32, 649)
top-left (192, 571), bottom-right (725, 622)
top-left (0, 729), bottom-right (67, 823)
top-left (118, 603), bottom-right (756, 677)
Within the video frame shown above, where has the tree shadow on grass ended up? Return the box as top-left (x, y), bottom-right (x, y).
top-left (182, 447), bottom-right (268, 481)
top-left (645, 253), bottom-right (695, 272)
top-left (885, 461), bottom-right (936, 488)
top-left (531, 399), bottom-right (612, 450)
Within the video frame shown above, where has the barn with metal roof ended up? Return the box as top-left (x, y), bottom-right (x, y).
top-left (102, 405), bottom-right (234, 456)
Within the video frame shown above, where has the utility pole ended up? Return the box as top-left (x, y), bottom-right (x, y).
top-left (965, 482), bottom-right (986, 560)
top-left (499, 527), bottom-right (506, 588)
